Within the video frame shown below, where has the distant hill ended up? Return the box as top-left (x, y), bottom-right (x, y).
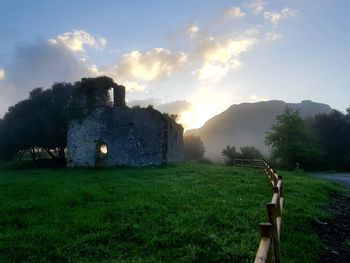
top-left (185, 100), bottom-right (332, 160)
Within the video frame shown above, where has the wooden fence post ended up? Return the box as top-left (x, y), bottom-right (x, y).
top-left (278, 176), bottom-right (284, 199)
top-left (272, 172), bottom-right (278, 186)
top-left (273, 186), bottom-right (282, 236)
top-left (266, 203), bottom-right (281, 263)
top-left (254, 223), bottom-right (274, 263)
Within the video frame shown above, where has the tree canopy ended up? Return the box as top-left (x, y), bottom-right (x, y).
top-left (265, 107), bottom-right (323, 170)
top-left (0, 82), bottom-right (74, 160)
top-left (312, 109), bottom-right (350, 170)
top-left (222, 145), bottom-right (263, 165)
top-left (184, 135), bottom-right (205, 161)
top-left (240, 146), bottom-right (263, 159)
top-left (222, 145), bottom-right (240, 165)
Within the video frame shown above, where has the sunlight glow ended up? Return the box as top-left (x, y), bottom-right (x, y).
top-left (0, 69), bottom-right (5, 80)
top-left (178, 87), bottom-right (234, 130)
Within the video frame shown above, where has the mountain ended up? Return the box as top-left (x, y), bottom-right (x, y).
top-left (185, 100), bottom-right (332, 160)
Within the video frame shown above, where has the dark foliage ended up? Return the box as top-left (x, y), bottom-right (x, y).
top-left (222, 145), bottom-right (263, 165)
top-left (312, 109), bottom-right (350, 170)
top-left (184, 135), bottom-right (205, 161)
top-left (240, 146), bottom-right (263, 159)
top-left (0, 82), bottom-right (74, 161)
top-left (265, 107), bottom-right (324, 170)
top-left (67, 76), bottom-right (115, 120)
top-left (222, 145), bottom-right (240, 165)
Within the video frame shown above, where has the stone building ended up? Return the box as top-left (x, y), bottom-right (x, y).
top-left (67, 77), bottom-right (184, 167)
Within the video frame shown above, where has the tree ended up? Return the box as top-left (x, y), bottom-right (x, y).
top-left (222, 145), bottom-right (241, 165)
top-left (312, 109), bottom-right (350, 170)
top-left (240, 146), bottom-right (263, 159)
top-left (265, 107), bottom-right (323, 170)
top-left (0, 82), bottom-right (74, 161)
top-left (184, 135), bottom-right (205, 161)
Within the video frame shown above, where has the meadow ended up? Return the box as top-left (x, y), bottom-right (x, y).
top-left (0, 162), bottom-right (343, 262)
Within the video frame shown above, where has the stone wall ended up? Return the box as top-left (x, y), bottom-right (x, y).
top-left (67, 106), bottom-right (184, 167)
top-left (166, 117), bottom-right (184, 163)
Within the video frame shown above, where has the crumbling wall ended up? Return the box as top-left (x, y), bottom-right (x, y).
top-left (67, 106), bottom-right (184, 167)
top-left (67, 108), bottom-right (108, 167)
top-left (166, 118), bottom-right (184, 163)
top-left (105, 107), bottom-right (165, 166)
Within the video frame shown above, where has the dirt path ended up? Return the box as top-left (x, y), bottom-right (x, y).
top-left (311, 173), bottom-right (350, 263)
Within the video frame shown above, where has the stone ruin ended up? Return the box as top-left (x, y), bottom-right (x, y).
top-left (67, 77), bottom-right (184, 167)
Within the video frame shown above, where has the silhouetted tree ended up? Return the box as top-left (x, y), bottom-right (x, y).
top-left (184, 135), bottom-right (205, 161)
top-left (0, 82), bottom-right (74, 161)
top-left (240, 146), bottom-right (263, 159)
top-left (222, 145), bottom-right (241, 165)
top-left (265, 107), bottom-right (323, 170)
top-left (312, 109), bottom-right (350, 170)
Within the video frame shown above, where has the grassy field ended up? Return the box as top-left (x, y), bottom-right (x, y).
top-left (0, 162), bottom-right (344, 262)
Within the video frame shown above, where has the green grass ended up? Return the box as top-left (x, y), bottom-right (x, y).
top-left (0, 162), bottom-right (344, 262)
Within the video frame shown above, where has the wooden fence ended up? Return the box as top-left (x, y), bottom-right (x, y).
top-left (233, 159), bottom-right (284, 263)
top-left (231, 158), bottom-right (265, 168)
top-left (255, 161), bottom-right (284, 263)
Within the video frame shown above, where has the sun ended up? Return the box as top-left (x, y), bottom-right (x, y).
top-left (177, 87), bottom-right (234, 131)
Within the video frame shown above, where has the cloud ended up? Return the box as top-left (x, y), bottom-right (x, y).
top-left (0, 69), bottom-right (5, 80)
top-left (122, 81), bottom-right (147, 92)
top-left (156, 100), bottom-right (192, 115)
top-left (225, 6), bottom-right (246, 18)
top-left (264, 8), bottom-right (297, 27)
top-left (249, 0), bottom-right (268, 14)
top-left (48, 30), bottom-right (106, 52)
top-left (116, 48), bottom-right (188, 81)
top-left (0, 39), bottom-right (91, 116)
top-left (264, 32), bottom-right (282, 42)
top-left (127, 98), bottom-right (192, 116)
top-left (193, 35), bottom-right (257, 81)
top-left (127, 98), bottom-right (161, 108)
top-left (188, 25), bottom-right (200, 38)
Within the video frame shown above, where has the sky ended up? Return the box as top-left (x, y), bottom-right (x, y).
top-left (0, 0), bottom-right (349, 130)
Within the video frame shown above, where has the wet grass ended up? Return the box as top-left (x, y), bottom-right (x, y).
top-left (0, 162), bottom-right (344, 262)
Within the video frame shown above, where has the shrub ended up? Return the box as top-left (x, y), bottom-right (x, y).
top-left (184, 135), bottom-right (205, 161)
top-left (222, 145), bottom-right (240, 165)
top-left (240, 146), bottom-right (263, 159)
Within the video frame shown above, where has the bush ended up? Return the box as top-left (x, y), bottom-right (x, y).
top-left (197, 157), bottom-right (212, 164)
top-left (222, 145), bottom-right (264, 165)
top-left (184, 135), bottom-right (205, 161)
top-left (240, 146), bottom-right (263, 159)
top-left (222, 145), bottom-right (240, 165)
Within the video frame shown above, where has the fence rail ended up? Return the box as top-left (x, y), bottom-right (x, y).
top-left (233, 159), bottom-right (284, 263)
top-left (255, 160), bottom-right (284, 263)
top-left (231, 158), bottom-right (265, 168)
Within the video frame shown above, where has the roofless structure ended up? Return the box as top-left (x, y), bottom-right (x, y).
top-left (67, 77), bottom-right (184, 167)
